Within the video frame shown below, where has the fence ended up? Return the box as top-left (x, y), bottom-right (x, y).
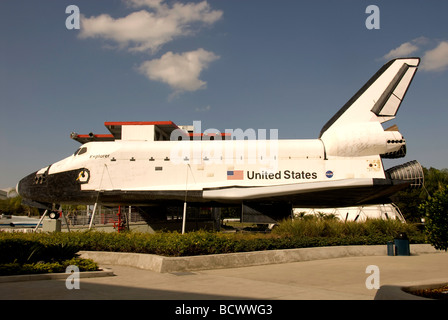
top-left (62, 206), bottom-right (146, 227)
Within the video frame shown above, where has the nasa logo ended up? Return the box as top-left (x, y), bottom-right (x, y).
top-left (325, 170), bottom-right (334, 178)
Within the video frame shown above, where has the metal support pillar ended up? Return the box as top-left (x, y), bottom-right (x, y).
top-left (89, 202), bottom-right (98, 230)
top-left (34, 209), bottom-right (48, 232)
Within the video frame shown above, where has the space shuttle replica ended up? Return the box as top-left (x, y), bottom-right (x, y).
top-left (17, 58), bottom-right (424, 222)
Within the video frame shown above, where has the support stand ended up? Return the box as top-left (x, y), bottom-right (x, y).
top-left (182, 164), bottom-right (191, 234)
top-left (182, 201), bottom-right (187, 234)
top-left (34, 209), bottom-right (48, 232)
top-left (89, 202), bottom-right (98, 230)
top-left (59, 206), bottom-right (70, 232)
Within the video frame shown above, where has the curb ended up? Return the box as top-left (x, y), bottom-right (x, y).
top-left (79, 244), bottom-right (439, 273)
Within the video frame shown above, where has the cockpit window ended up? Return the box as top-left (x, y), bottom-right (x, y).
top-left (74, 147), bottom-right (87, 156)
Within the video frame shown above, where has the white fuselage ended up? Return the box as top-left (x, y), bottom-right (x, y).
top-left (46, 138), bottom-right (386, 193)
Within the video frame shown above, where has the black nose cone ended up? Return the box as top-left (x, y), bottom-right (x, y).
top-left (17, 168), bottom-right (89, 206)
top-left (17, 170), bottom-right (54, 205)
top-left (17, 171), bottom-right (38, 200)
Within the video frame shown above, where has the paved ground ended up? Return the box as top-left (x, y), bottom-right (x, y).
top-left (1, 251), bottom-right (448, 301)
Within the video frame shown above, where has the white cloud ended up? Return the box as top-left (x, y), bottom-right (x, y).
top-left (383, 42), bottom-right (419, 60)
top-left (79, 0), bottom-right (223, 53)
top-left (138, 49), bottom-right (220, 92)
top-left (382, 38), bottom-right (448, 73)
top-left (420, 41), bottom-right (448, 72)
top-left (79, 1), bottom-right (222, 95)
top-left (411, 36), bottom-right (431, 46)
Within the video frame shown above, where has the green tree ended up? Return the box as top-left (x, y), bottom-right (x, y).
top-left (419, 187), bottom-right (448, 251)
top-left (0, 196), bottom-right (38, 216)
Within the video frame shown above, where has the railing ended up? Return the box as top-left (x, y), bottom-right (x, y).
top-left (61, 210), bottom-right (147, 227)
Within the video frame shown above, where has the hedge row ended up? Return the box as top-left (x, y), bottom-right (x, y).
top-left (0, 235), bottom-right (99, 276)
top-left (0, 258), bottom-right (99, 276)
top-left (0, 238), bottom-right (79, 264)
top-left (271, 217), bottom-right (422, 238)
top-left (0, 227), bottom-right (426, 258)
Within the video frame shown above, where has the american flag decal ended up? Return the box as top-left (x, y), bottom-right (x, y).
top-left (227, 170), bottom-right (244, 180)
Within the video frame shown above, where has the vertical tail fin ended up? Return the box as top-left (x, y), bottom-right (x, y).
top-left (319, 58), bottom-right (420, 138)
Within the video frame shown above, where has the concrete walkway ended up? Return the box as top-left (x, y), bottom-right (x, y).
top-left (1, 245), bottom-right (447, 301)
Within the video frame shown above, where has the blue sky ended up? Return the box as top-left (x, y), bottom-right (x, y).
top-left (1, 0), bottom-right (448, 188)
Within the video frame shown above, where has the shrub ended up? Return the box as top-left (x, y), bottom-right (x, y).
top-left (420, 187), bottom-right (448, 251)
top-left (0, 237), bottom-right (80, 264)
top-left (272, 217), bottom-right (420, 240)
top-left (0, 238), bottom-right (42, 264)
top-left (0, 232), bottom-right (96, 276)
top-left (0, 258), bottom-right (99, 276)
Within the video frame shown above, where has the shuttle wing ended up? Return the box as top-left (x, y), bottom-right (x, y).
top-left (203, 177), bottom-right (411, 208)
top-left (203, 179), bottom-right (374, 201)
